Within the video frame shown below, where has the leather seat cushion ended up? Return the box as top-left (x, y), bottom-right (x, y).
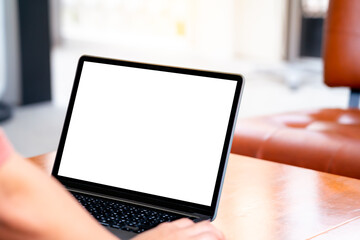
top-left (231, 109), bottom-right (360, 178)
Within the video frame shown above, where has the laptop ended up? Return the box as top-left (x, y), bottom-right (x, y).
top-left (52, 55), bottom-right (244, 239)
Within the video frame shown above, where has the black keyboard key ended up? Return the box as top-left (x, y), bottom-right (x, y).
top-left (71, 192), bottom-right (186, 233)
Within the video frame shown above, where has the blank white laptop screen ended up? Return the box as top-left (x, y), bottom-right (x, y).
top-left (58, 61), bottom-right (237, 206)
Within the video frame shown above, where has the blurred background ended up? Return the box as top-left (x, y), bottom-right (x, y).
top-left (0, 0), bottom-right (347, 157)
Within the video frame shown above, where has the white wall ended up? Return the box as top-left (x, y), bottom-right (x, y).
top-left (0, 0), bottom-right (20, 105)
top-left (189, 0), bottom-right (235, 59)
top-left (0, 0), bottom-right (5, 98)
top-left (234, 0), bottom-right (288, 61)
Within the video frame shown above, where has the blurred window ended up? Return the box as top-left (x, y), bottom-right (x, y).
top-left (301, 0), bottom-right (329, 18)
top-left (60, 0), bottom-right (191, 47)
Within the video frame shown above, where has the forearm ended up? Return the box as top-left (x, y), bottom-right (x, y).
top-left (0, 151), bottom-right (119, 240)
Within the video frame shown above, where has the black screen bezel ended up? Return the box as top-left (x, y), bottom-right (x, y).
top-left (52, 55), bottom-right (244, 217)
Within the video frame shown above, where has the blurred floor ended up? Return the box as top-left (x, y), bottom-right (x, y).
top-left (0, 102), bottom-right (66, 157)
top-left (0, 45), bottom-right (349, 157)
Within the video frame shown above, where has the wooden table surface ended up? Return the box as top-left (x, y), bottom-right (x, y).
top-left (29, 153), bottom-right (360, 240)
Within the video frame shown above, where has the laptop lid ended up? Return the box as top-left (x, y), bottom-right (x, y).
top-left (52, 55), bottom-right (244, 220)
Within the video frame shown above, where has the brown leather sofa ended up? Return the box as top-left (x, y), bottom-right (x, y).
top-left (231, 0), bottom-right (360, 179)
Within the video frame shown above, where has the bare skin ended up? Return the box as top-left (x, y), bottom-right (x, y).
top-left (0, 145), bottom-right (225, 239)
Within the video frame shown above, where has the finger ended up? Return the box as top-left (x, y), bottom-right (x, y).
top-left (184, 220), bottom-right (224, 240)
top-left (170, 218), bottom-right (195, 228)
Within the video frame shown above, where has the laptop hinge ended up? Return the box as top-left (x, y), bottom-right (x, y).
top-left (68, 188), bottom-right (210, 221)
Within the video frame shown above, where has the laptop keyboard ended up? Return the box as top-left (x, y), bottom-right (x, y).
top-left (72, 192), bottom-right (190, 233)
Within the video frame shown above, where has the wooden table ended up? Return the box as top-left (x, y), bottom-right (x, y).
top-left (30, 153), bottom-right (360, 240)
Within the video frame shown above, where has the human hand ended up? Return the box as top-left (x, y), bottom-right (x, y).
top-left (132, 218), bottom-right (225, 240)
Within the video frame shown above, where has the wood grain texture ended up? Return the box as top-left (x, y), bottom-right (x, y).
top-left (29, 153), bottom-right (360, 239)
